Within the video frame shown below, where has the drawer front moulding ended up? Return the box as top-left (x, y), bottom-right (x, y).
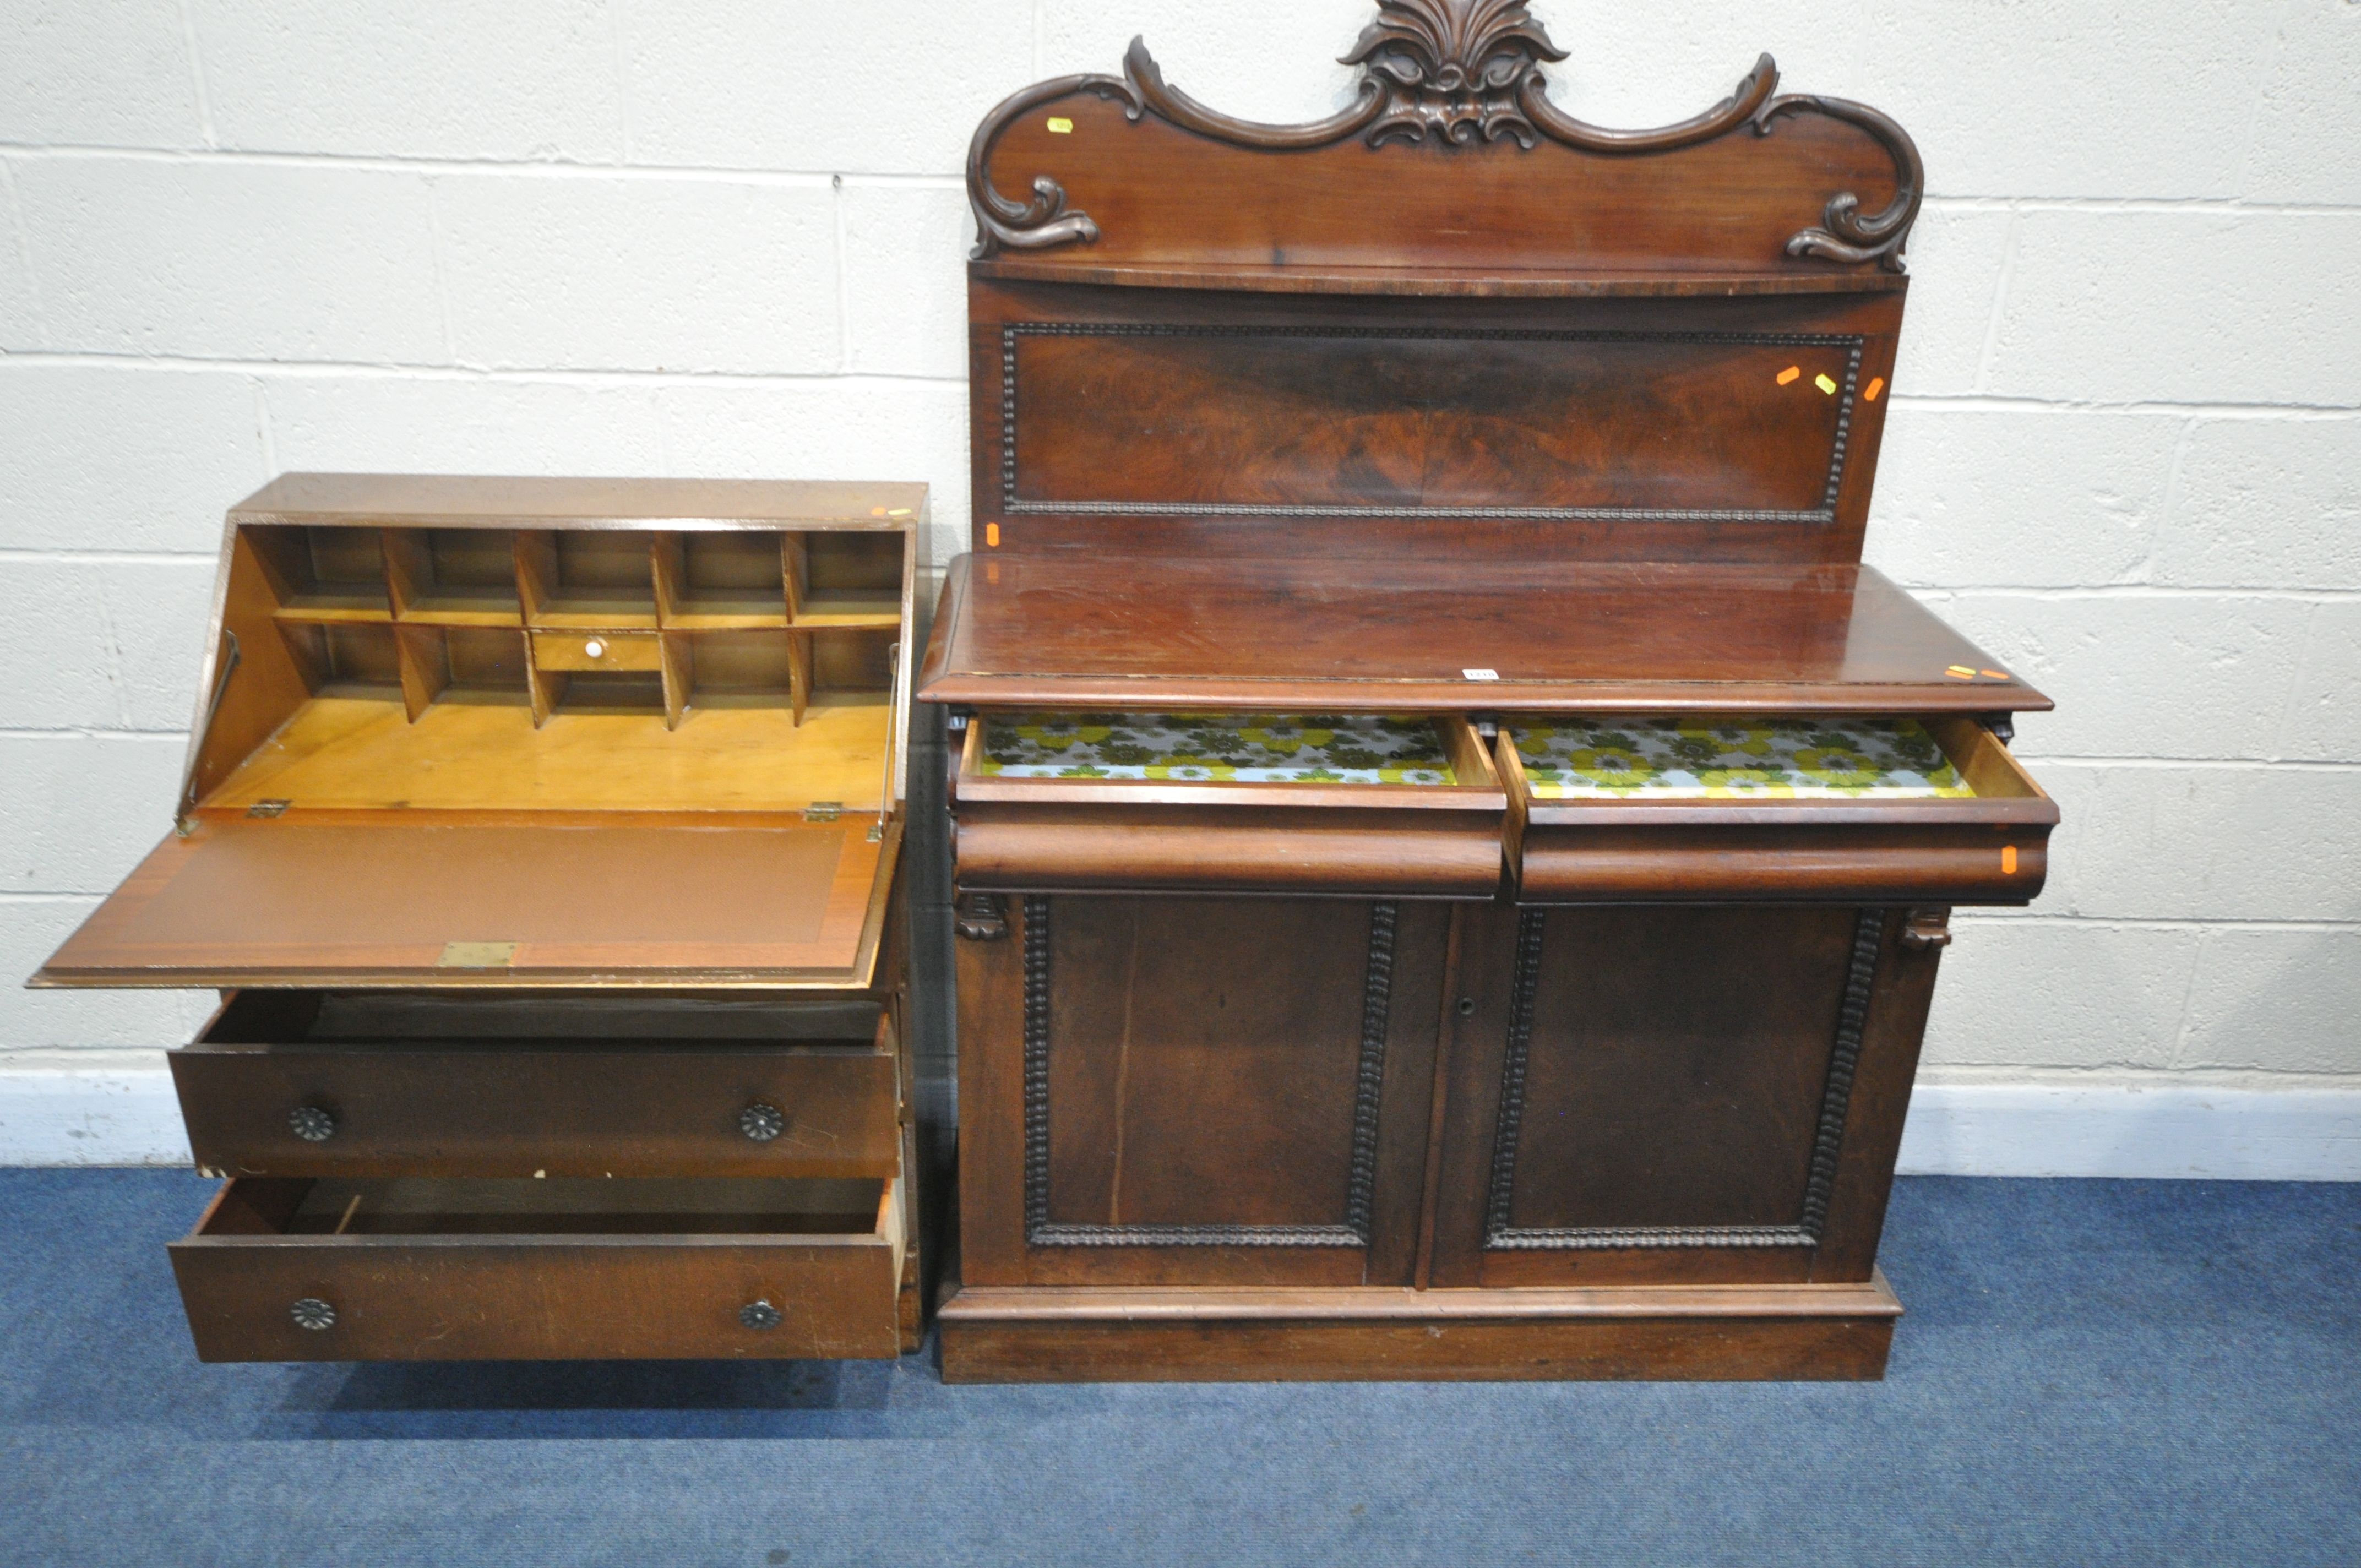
top-left (1484, 905), bottom-right (1885, 1250)
top-left (1022, 895), bottom-right (1399, 1248)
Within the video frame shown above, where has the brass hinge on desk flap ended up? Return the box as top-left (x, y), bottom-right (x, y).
top-left (246, 800), bottom-right (291, 819)
top-left (438, 941), bottom-right (518, 968)
top-left (804, 802), bottom-right (842, 823)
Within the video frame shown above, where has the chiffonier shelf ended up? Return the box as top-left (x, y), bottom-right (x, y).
top-left (917, 1), bottom-right (2058, 1381)
top-left (34, 474), bottom-right (926, 1362)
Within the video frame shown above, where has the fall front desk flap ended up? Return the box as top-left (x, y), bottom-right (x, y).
top-left (36, 478), bottom-right (922, 990)
top-left (975, 711), bottom-right (1974, 799)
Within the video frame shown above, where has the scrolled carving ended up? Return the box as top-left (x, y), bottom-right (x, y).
top-left (1123, 39), bottom-right (1384, 151)
top-left (964, 0), bottom-right (1922, 269)
top-left (1521, 51), bottom-right (1778, 153)
top-left (1751, 94), bottom-right (1925, 271)
top-left (965, 75), bottom-right (1143, 258)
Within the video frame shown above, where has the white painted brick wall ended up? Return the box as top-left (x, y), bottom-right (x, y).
top-left (0, 0), bottom-right (2354, 1129)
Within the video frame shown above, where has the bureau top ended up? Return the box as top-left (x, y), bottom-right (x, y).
top-left (232, 473), bottom-right (929, 530)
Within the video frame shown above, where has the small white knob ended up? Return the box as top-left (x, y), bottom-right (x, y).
top-left (583, 639), bottom-right (606, 658)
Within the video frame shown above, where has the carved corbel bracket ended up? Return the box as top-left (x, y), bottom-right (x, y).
top-left (964, 0), bottom-right (1921, 269)
top-left (954, 891), bottom-right (1010, 941)
top-left (1901, 907), bottom-right (1954, 951)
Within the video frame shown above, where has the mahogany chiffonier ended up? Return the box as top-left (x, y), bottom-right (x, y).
top-left (34, 475), bottom-right (925, 1362)
top-left (917, 2), bottom-right (2058, 1381)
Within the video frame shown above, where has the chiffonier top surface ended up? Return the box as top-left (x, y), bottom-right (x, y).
top-left (921, 554), bottom-right (2047, 715)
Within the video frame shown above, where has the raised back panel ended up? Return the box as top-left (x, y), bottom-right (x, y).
top-left (1006, 324), bottom-right (1859, 521)
top-left (965, 1), bottom-right (1919, 564)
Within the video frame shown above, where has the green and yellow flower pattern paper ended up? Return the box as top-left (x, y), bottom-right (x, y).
top-left (980, 713), bottom-right (1457, 786)
top-left (1513, 716), bottom-right (1973, 800)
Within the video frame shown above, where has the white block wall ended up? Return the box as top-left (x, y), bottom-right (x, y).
top-left (2, 0), bottom-right (2356, 1171)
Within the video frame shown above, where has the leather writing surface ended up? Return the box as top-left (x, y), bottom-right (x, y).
top-left (39, 817), bottom-right (884, 985)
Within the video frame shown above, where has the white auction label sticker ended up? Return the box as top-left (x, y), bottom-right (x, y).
top-left (1462, 668), bottom-right (1500, 681)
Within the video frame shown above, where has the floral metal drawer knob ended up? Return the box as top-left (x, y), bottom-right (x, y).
top-left (289, 1298), bottom-right (336, 1331)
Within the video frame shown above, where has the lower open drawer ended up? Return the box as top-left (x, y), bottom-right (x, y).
top-left (1504, 715), bottom-right (2058, 903)
top-left (169, 1173), bottom-right (906, 1361)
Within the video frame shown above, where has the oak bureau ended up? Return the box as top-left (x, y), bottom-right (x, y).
top-left (36, 475), bottom-right (924, 1362)
top-left (918, 1), bottom-right (2058, 1380)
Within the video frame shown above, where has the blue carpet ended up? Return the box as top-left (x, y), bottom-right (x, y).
top-left (0, 1172), bottom-right (2353, 1566)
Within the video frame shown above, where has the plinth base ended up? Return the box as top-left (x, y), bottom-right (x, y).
top-left (937, 1272), bottom-right (1901, 1383)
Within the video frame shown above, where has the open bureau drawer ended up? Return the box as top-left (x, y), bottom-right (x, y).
top-left (951, 711), bottom-right (1506, 897)
top-left (1500, 714), bottom-right (2056, 903)
top-left (172, 1173), bottom-right (906, 1361)
top-left (173, 992), bottom-right (904, 1180)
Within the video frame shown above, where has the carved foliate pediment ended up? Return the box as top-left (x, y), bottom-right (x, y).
top-left (1340, 0), bottom-right (1569, 149)
top-left (965, 0), bottom-right (1922, 274)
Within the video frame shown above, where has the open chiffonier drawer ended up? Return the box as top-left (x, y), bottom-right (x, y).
top-left (1500, 713), bottom-right (2056, 903)
top-left (952, 710), bottom-right (1507, 896)
top-left (32, 475), bottom-right (926, 1361)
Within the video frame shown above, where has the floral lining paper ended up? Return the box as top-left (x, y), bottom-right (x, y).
top-left (978, 714), bottom-right (1457, 786)
top-left (1513, 716), bottom-right (1974, 799)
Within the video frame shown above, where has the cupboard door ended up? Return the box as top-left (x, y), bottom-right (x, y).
top-left (1429, 903), bottom-right (1941, 1287)
top-left (956, 894), bottom-right (1446, 1287)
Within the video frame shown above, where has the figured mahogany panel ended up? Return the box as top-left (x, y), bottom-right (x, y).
top-left (955, 893), bottom-right (1446, 1287)
top-left (971, 282), bottom-right (1903, 563)
top-left (1042, 897), bottom-right (1375, 1235)
top-left (1497, 905), bottom-right (1858, 1237)
top-left (1008, 326), bottom-right (1857, 521)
